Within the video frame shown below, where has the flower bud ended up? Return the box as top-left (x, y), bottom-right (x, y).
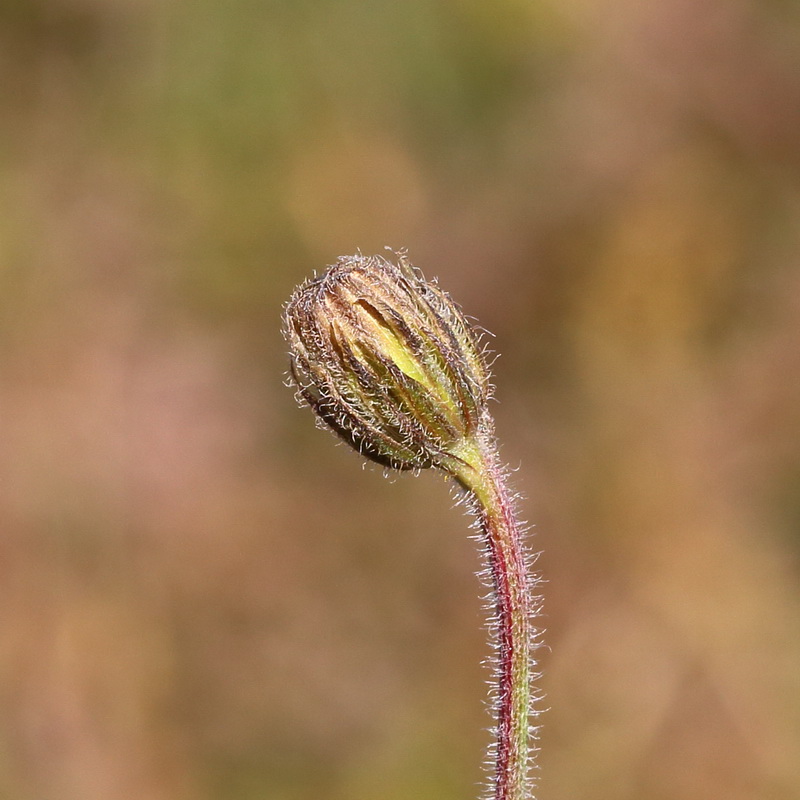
top-left (283, 251), bottom-right (491, 472)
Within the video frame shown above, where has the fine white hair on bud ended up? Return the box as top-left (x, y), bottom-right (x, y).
top-left (283, 250), bottom-right (491, 472)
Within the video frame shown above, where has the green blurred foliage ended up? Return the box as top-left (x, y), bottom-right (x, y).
top-left (2, 1), bottom-right (800, 799)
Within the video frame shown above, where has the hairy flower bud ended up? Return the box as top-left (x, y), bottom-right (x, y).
top-left (283, 251), bottom-right (491, 472)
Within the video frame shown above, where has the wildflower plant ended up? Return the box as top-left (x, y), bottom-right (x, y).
top-left (283, 250), bottom-right (542, 800)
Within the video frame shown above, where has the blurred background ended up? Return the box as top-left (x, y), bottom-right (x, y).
top-left (2, 1), bottom-right (800, 799)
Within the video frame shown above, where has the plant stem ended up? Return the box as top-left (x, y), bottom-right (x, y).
top-left (450, 434), bottom-right (536, 800)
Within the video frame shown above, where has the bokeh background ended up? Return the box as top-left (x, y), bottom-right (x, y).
top-left (2, 1), bottom-right (800, 799)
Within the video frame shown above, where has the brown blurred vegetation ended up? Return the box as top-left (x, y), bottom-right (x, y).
top-left (2, 1), bottom-right (800, 799)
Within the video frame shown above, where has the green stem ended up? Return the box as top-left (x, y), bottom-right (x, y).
top-left (449, 434), bottom-right (536, 800)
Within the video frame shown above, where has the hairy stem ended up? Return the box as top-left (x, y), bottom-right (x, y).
top-left (450, 434), bottom-right (536, 800)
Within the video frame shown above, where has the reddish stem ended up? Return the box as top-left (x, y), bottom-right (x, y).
top-left (450, 435), bottom-right (537, 800)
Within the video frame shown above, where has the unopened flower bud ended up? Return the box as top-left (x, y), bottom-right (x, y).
top-left (283, 251), bottom-right (491, 472)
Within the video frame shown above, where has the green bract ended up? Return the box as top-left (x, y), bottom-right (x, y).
top-left (283, 251), bottom-right (491, 471)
